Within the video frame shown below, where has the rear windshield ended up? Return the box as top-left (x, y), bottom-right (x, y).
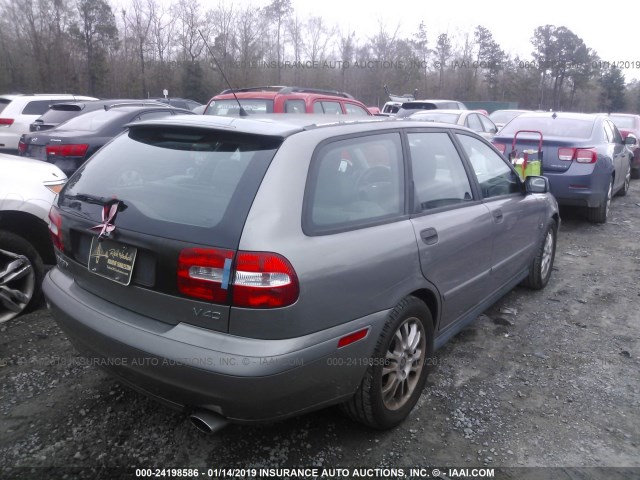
top-left (60, 126), bottom-right (283, 247)
top-left (0, 98), bottom-right (9, 114)
top-left (22, 100), bottom-right (65, 115)
top-left (36, 108), bottom-right (82, 125)
top-left (205, 99), bottom-right (274, 116)
top-left (489, 111), bottom-right (523, 124)
top-left (55, 108), bottom-right (124, 132)
top-left (410, 112), bottom-right (459, 123)
top-left (500, 116), bottom-right (594, 138)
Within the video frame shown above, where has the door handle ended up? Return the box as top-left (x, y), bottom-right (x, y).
top-left (420, 227), bottom-right (438, 245)
top-left (493, 209), bottom-right (504, 223)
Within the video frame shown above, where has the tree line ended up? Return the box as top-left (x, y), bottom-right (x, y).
top-left (1, 0), bottom-right (638, 113)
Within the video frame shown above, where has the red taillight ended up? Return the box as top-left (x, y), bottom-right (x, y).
top-left (48, 206), bottom-right (64, 251)
top-left (18, 139), bottom-right (27, 155)
top-left (338, 328), bottom-right (370, 348)
top-left (492, 142), bottom-right (506, 154)
top-left (558, 148), bottom-right (575, 161)
top-left (46, 144), bottom-right (89, 157)
top-left (232, 251), bottom-right (299, 308)
top-left (575, 149), bottom-right (597, 163)
top-left (177, 248), bottom-right (234, 302)
top-left (177, 249), bottom-right (299, 308)
top-left (558, 147), bottom-right (597, 163)
top-left (0, 118), bottom-right (14, 126)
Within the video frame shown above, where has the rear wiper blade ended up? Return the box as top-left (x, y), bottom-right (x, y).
top-left (64, 193), bottom-right (114, 205)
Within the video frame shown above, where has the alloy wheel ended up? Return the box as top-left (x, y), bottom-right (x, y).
top-left (0, 248), bottom-right (35, 323)
top-left (381, 316), bottom-right (426, 410)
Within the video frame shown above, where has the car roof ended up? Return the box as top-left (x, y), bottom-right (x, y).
top-left (127, 113), bottom-right (474, 138)
top-left (515, 111), bottom-right (600, 121)
top-left (212, 86), bottom-right (356, 100)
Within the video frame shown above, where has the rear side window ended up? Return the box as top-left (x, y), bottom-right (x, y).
top-left (60, 127), bottom-right (282, 247)
top-left (304, 132), bottom-right (404, 234)
top-left (0, 98), bottom-right (10, 114)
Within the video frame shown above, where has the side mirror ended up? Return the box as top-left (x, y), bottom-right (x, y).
top-left (624, 135), bottom-right (637, 146)
top-left (525, 175), bottom-right (550, 194)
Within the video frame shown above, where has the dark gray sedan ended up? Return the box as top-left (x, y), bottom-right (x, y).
top-left (43, 115), bottom-right (559, 432)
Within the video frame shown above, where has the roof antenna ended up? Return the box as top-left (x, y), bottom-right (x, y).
top-left (198, 29), bottom-right (247, 117)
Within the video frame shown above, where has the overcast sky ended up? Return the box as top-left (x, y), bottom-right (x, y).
top-left (236, 0), bottom-right (638, 82)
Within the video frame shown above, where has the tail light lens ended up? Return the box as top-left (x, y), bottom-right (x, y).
top-left (575, 149), bottom-right (597, 163)
top-left (558, 148), bottom-right (574, 161)
top-left (177, 248), bottom-right (234, 303)
top-left (558, 147), bottom-right (597, 163)
top-left (232, 251), bottom-right (299, 308)
top-left (0, 118), bottom-right (14, 126)
top-left (492, 142), bottom-right (506, 154)
top-left (46, 144), bottom-right (89, 157)
top-left (18, 138), bottom-right (27, 155)
top-left (177, 249), bottom-right (299, 308)
top-left (48, 206), bottom-right (64, 251)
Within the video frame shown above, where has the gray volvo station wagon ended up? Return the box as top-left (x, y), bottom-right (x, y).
top-left (43, 114), bottom-right (559, 432)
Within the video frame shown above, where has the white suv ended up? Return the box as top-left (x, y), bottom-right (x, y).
top-left (0, 153), bottom-right (66, 322)
top-left (0, 94), bottom-right (97, 152)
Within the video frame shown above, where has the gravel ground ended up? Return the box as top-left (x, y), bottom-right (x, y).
top-left (1, 183), bottom-right (639, 480)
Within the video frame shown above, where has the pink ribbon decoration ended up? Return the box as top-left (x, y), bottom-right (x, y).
top-left (91, 201), bottom-right (119, 239)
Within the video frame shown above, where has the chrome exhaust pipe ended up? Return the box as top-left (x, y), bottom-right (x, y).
top-left (189, 409), bottom-right (229, 434)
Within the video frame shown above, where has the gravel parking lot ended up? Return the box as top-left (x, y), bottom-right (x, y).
top-left (1, 184), bottom-right (639, 480)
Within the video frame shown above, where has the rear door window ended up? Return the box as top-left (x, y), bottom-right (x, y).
top-left (344, 103), bottom-right (369, 116)
top-left (314, 101), bottom-right (342, 115)
top-left (60, 127), bottom-right (283, 247)
top-left (304, 132), bottom-right (404, 234)
top-left (285, 100), bottom-right (306, 113)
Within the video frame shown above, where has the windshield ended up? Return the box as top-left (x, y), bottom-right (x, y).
top-left (60, 126), bottom-right (283, 246)
top-left (205, 99), bottom-right (274, 116)
top-left (499, 116), bottom-right (595, 138)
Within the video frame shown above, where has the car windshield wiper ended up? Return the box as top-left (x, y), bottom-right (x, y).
top-left (63, 193), bottom-right (115, 206)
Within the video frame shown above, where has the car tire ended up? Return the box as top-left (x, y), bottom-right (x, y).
top-left (587, 177), bottom-right (612, 223)
top-left (521, 218), bottom-right (557, 290)
top-left (0, 231), bottom-right (44, 323)
top-left (341, 296), bottom-right (434, 429)
top-left (617, 164), bottom-right (631, 197)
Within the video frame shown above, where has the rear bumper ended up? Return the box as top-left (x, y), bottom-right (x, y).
top-left (0, 131), bottom-right (20, 151)
top-left (544, 165), bottom-right (610, 208)
top-left (43, 268), bottom-right (387, 423)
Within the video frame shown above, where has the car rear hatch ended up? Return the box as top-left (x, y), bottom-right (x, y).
top-left (50, 124), bottom-right (286, 333)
